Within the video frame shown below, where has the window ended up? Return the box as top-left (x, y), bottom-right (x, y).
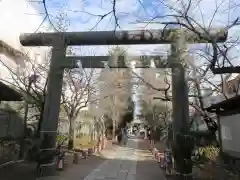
top-left (155, 72), bottom-right (161, 79)
top-left (232, 84), bottom-right (238, 93)
top-left (16, 64), bottom-right (21, 75)
top-left (233, 79), bottom-right (240, 93)
top-left (227, 81), bottom-right (238, 94)
top-left (35, 53), bottom-right (41, 64)
top-left (115, 82), bottom-right (122, 88)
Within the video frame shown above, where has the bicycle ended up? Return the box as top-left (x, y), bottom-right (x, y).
top-left (163, 149), bottom-right (173, 175)
top-left (35, 148), bottom-right (61, 177)
top-left (35, 137), bottom-right (67, 177)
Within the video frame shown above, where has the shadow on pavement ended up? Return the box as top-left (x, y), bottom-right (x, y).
top-left (0, 162), bottom-right (37, 180)
top-left (0, 139), bottom-right (165, 180)
top-left (0, 154), bottom-right (107, 180)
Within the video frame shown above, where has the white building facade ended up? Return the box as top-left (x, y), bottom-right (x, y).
top-left (191, 73), bottom-right (240, 131)
top-left (0, 0), bottom-right (52, 85)
top-left (0, 0), bottom-right (52, 135)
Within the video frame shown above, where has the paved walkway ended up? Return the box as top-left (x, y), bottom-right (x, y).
top-left (40, 139), bottom-right (165, 180)
top-left (83, 139), bottom-right (139, 180)
top-left (135, 140), bottom-right (166, 180)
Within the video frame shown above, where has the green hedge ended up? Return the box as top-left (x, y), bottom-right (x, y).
top-left (56, 134), bottom-right (68, 145)
top-left (196, 146), bottom-right (220, 164)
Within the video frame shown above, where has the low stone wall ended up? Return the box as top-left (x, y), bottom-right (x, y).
top-left (0, 140), bottom-right (20, 166)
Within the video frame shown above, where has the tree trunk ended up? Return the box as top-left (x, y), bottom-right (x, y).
top-left (37, 101), bottom-right (45, 137)
top-left (112, 120), bottom-right (116, 141)
top-left (68, 118), bottom-right (75, 149)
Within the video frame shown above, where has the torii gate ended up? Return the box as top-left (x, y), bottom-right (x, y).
top-left (20, 29), bottom-right (227, 177)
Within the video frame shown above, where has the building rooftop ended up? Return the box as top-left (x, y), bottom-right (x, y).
top-left (0, 81), bottom-right (23, 101)
top-left (0, 40), bottom-right (26, 101)
top-left (206, 95), bottom-right (240, 113)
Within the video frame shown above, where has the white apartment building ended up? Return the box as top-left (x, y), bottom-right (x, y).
top-left (0, 0), bottom-right (52, 86)
top-left (0, 0), bottom-right (52, 138)
top-left (98, 69), bottom-right (129, 122)
top-left (191, 74), bottom-right (240, 131)
top-left (133, 58), bottom-right (170, 121)
top-left (221, 73), bottom-right (240, 97)
top-left (202, 73), bottom-right (240, 108)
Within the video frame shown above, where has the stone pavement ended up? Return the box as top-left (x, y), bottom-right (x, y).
top-left (39, 139), bottom-right (165, 180)
top-left (0, 162), bottom-right (37, 180)
top-left (136, 139), bottom-right (166, 180)
top-left (83, 139), bottom-right (139, 180)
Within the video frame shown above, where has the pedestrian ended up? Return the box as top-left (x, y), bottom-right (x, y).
top-left (117, 129), bottom-right (122, 144)
top-left (121, 127), bottom-right (128, 146)
top-left (147, 128), bottom-right (151, 149)
top-left (163, 148), bottom-right (173, 175)
top-left (148, 128), bottom-right (154, 149)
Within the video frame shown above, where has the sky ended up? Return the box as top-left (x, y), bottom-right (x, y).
top-left (28, 0), bottom-right (240, 59)
top-left (28, 0), bottom-right (240, 116)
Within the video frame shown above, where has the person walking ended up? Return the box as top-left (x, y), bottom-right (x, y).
top-left (117, 129), bottom-right (122, 144)
top-left (121, 127), bottom-right (128, 146)
top-left (147, 127), bottom-right (154, 149)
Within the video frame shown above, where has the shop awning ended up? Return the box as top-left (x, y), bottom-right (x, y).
top-left (0, 82), bottom-right (23, 101)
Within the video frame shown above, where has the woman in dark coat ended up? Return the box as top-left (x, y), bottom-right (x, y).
top-left (117, 129), bottom-right (122, 144)
top-left (121, 127), bottom-right (128, 146)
